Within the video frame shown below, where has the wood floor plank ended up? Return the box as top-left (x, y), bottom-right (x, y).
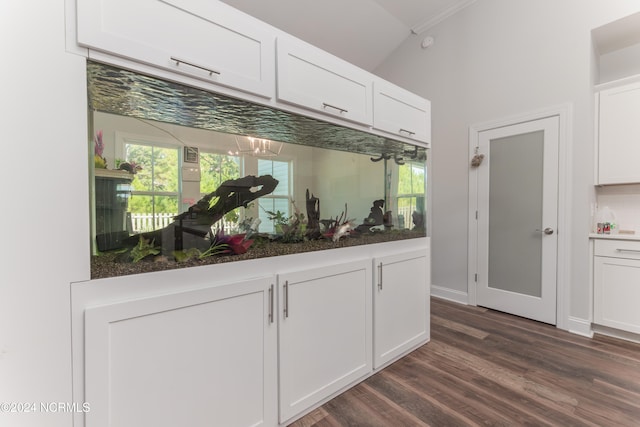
top-left (289, 298), bottom-right (640, 426)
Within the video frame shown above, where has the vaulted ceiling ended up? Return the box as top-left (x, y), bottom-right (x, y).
top-left (220, 0), bottom-right (476, 71)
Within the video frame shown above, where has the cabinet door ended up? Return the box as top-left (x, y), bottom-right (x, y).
top-left (597, 81), bottom-right (640, 184)
top-left (77, 0), bottom-right (275, 98)
top-left (276, 37), bottom-right (373, 125)
top-left (373, 250), bottom-right (429, 369)
top-left (373, 80), bottom-right (431, 144)
top-left (84, 276), bottom-right (277, 427)
top-left (278, 260), bottom-right (372, 423)
top-left (594, 256), bottom-right (640, 334)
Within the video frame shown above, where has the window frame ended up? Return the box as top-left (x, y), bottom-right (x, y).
top-left (395, 160), bottom-right (426, 230)
top-left (115, 132), bottom-right (183, 232)
top-left (256, 157), bottom-right (293, 233)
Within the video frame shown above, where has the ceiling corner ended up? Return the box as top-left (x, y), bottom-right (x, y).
top-left (410, 0), bottom-right (477, 35)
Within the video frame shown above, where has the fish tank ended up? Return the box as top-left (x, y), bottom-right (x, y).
top-left (88, 62), bottom-right (427, 279)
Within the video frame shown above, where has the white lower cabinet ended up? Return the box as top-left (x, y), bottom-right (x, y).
top-left (277, 260), bottom-right (372, 424)
top-left (78, 243), bottom-right (431, 426)
top-left (594, 240), bottom-right (640, 334)
top-left (83, 276), bottom-right (277, 427)
top-left (373, 249), bottom-right (430, 369)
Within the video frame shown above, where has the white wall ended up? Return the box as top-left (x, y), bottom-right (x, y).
top-left (599, 43), bottom-right (640, 83)
top-left (311, 148), bottom-right (384, 224)
top-left (0, 1), bottom-right (88, 425)
top-left (595, 184), bottom-right (640, 234)
top-left (374, 0), bottom-right (640, 322)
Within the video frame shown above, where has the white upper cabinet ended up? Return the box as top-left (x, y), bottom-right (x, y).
top-left (597, 80), bottom-right (640, 185)
top-left (373, 79), bottom-right (431, 144)
top-left (76, 0), bottom-right (275, 98)
top-left (276, 37), bottom-right (374, 125)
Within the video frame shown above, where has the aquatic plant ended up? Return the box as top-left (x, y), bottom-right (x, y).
top-left (172, 247), bottom-right (201, 263)
top-left (266, 200), bottom-right (307, 243)
top-left (198, 241), bottom-right (230, 259)
top-left (212, 229), bottom-right (254, 255)
top-left (265, 209), bottom-right (289, 228)
top-left (130, 235), bottom-right (161, 263)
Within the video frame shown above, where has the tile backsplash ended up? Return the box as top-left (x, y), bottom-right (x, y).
top-left (595, 184), bottom-right (640, 233)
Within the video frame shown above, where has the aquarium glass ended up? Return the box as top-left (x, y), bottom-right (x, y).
top-left (88, 62), bottom-right (427, 279)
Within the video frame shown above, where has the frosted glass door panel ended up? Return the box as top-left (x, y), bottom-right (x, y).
top-left (488, 131), bottom-right (543, 297)
top-left (477, 116), bottom-right (558, 324)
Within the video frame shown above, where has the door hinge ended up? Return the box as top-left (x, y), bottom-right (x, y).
top-left (474, 273), bottom-right (478, 282)
top-left (475, 210), bottom-right (478, 220)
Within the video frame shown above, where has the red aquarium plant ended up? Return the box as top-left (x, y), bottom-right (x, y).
top-left (214, 229), bottom-right (254, 255)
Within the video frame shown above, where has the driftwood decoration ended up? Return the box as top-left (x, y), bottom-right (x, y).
top-left (305, 189), bottom-right (320, 238)
top-left (175, 174), bottom-right (279, 225)
top-left (128, 175), bottom-right (279, 252)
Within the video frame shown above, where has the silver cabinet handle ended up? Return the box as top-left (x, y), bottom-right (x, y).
top-left (378, 262), bottom-right (383, 290)
top-left (322, 102), bottom-right (348, 114)
top-left (399, 128), bottom-right (416, 136)
top-left (170, 56), bottom-right (220, 76)
top-left (283, 281), bottom-right (289, 318)
top-left (268, 284), bottom-right (274, 324)
top-left (616, 248), bottom-right (640, 253)
top-left (535, 227), bottom-right (554, 235)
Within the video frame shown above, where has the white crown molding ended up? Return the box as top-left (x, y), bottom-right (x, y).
top-left (410, 0), bottom-right (476, 35)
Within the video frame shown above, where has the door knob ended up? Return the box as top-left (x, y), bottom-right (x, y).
top-left (535, 227), bottom-right (554, 235)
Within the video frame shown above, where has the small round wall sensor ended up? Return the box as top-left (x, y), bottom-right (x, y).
top-left (421, 36), bottom-right (435, 49)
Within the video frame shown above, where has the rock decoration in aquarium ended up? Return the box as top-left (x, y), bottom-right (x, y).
top-left (412, 211), bottom-right (425, 231)
top-left (305, 189), bottom-right (321, 240)
top-left (321, 204), bottom-right (355, 242)
top-left (355, 199), bottom-right (394, 232)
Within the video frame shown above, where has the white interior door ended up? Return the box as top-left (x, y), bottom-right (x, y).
top-left (477, 116), bottom-right (559, 324)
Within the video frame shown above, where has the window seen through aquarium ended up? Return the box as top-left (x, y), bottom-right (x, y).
top-left (88, 62), bottom-right (427, 279)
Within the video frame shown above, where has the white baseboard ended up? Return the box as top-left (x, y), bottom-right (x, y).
top-left (567, 316), bottom-right (593, 338)
top-left (592, 324), bottom-right (640, 344)
top-left (430, 285), bottom-right (468, 305)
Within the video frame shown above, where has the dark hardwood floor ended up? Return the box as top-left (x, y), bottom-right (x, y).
top-left (289, 297), bottom-right (640, 426)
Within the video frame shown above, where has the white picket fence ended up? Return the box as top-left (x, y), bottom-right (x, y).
top-left (130, 209), bottom-right (418, 233)
top-left (130, 213), bottom-right (177, 233)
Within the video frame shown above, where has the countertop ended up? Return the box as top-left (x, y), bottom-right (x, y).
top-left (589, 233), bottom-right (640, 241)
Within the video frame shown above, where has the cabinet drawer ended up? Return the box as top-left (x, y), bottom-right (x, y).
top-left (594, 239), bottom-right (640, 259)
